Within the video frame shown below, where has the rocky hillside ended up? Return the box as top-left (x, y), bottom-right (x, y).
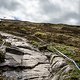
top-left (0, 19), bottom-right (80, 80)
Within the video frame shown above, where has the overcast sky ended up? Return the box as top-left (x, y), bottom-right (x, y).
top-left (0, 0), bottom-right (80, 25)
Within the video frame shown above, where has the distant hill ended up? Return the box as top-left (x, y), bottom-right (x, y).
top-left (0, 19), bottom-right (80, 48)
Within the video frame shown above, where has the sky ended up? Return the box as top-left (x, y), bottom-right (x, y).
top-left (0, 0), bottom-right (80, 25)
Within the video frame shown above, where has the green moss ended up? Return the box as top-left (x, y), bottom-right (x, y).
top-left (34, 32), bottom-right (46, 37)
top-left (30, 40), bottom-right (40, 47)
top-left (47, 44), bottom-right (56, 53)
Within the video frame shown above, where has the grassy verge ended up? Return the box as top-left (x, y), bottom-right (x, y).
top-left (48, 43), bottom-right (80, 67)
top-left (64, 68), bottom-right (80, 80)
top-left (47, 43), bottom-right (80, 80)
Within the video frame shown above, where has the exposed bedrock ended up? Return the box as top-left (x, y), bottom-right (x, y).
top-left (0, 32), bottom-right (73, 80)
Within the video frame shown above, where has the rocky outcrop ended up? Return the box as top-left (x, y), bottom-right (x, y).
top-left (0, 32), bottom-right (50, 80)
top-left (49, 55), bottom-right (72, 80)
top-left (0, 32), bottom-right (75, 80)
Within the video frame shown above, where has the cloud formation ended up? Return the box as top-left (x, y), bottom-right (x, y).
top-left (0, 0), bottom-right (79, 25)
top-left (0, 0), bottom-right (19, 11)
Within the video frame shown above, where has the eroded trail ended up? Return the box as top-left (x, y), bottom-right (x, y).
top-left (0, 31), bottom-right (73, 80)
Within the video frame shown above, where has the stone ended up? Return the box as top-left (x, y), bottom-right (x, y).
top-left (22, 64), bottom-right (50, 80)
top-left (0, 31), bottom-right (74, 80)
top-left (51, 57), bottom-right (66, 71)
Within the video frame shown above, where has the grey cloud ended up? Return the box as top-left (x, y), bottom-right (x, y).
top-left (48, 12), bottom-right (80, 24)
top-left (62, 13), bottom-right (80, 24)
top-left (38, 0), bottom-right (61, 15)
top-left (61, 12), bottom-right (79, 20)
top-left (38, 0), bottom-right (80, 25)
top-left (0, 0), bottom-right (80, 25)
top-left (0, 0), bottom-right (20, 11)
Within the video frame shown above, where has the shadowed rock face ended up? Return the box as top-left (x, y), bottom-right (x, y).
top-left (6, 47), bottom-right (24, 55)
top-left (0, 32), bottom-right (74, 80)
top-left (0, 50), bottom-right (5, 63)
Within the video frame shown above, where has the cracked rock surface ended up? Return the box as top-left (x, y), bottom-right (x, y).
top-left (0, 32), bottom-right (50, 80)
top-left (0, 32), bottom-right (73, 80)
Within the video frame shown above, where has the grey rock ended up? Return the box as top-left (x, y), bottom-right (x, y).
top-left (0, 31), bottom-right (74, 80)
